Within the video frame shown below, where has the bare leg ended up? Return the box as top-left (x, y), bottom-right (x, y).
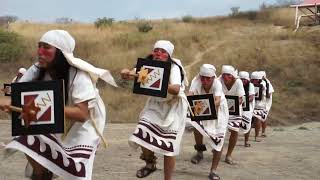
top-left (254, 117), bottom-right (261, 142)
top-left (210, 149), bottom-right (222, 172)
top-left (225, 130), bottom-right (238, 164)
top-left (191, 130), bottom-right (206, 164)
top-left (141, 147), bottom-right (154, 161)
top-left (261, 121), bottom-right (267, 137)
top-left (25, 155), bottom-right (45, 177)
top-left (164, 156), bottom-right (175, 180)
top-left (194, 129), bottom-right (203, 145)
top-left (244, 129), bottom-right (251, 147)
top-left (136, 147), bottom-right (157, 178)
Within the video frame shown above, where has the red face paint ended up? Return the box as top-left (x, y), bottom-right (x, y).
top-left (152, 48), bottom-right (169, 61)
top-left (37, 42), bottom-right (56, 68)
top-left (38, 47), bottom-right (55, 59)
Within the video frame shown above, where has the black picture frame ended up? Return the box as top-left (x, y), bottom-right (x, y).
top-left (11, 80), bottom-right (65, 136)
top-left (3, 83), bottom-right (11, 96)
top-left (133, 58), bottom-right (171, 98)
top-left (243, 95), bottom-right (250, 111)
top-left (225, 95), bottom-right (240, 115)
top-left (187, 94), bottom-right (217, 121)
top-left (254, 84), bottom-right (263, 101)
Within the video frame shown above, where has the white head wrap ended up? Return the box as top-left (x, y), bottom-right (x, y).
top-left (153, 40), bottom-right (174, 57)
top-left (39, 30), bottom-right (117, 87)
top-left (239, 71), bottom-right (250, 80)
top-left (259, 71), bottom-right (266, 78)
top-left (18, 68), bottom-right (27, 74)
top-left (199, 64), bottom-right (216, 77)
top-left (221, 65), bottom-right (238, 78)
top-left (251, 71), bottom-right (263, 80)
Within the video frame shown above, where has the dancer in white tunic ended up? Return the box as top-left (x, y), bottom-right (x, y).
top-left (0, 30), bottom-right (117, 180)
top-left (238, 71), bottom-right (255, 147)
top-left (251, 71), bottom-right (267, 142)
top-left (120, 40), bottom-right (188, 180)
top-left (187, 64), bottom-right (229, 180)
top-left (218, 65), bottom-right (245, 165)
top-left (259, 71), bottom-right (274, 137)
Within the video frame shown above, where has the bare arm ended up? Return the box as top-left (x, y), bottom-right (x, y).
top-left (249, 94), bottom-right (254, 102)
top-left (239, 96), bottom-right (243, 105)
top-left (214, 96), bottom-right (221, 112)
top-left (0, 96), bottom-right (11, 113)
top-left (168, 84), bottom-right (180, 95)
top-left (120, 68), bottom-right (136, 80)
top-left (65, 101), bottom-right (90, 122)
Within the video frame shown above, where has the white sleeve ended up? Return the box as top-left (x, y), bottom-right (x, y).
top-left (71, 70), bottom-right (96, 104)
top-left (169, 64), bottom-right (181, 85)
top-left (18, 64), bottom-right (41, 83)
top-left (213, 79), bottom-right (223, 97)
top-left (236, 79), bottom-right (245, 97)
top-left (268, 79), bottom-right (274, 93)
top-left (249, 83), bottom-right (255, 96)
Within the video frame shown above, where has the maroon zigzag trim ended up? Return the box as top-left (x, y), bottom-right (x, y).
top-left (209, 136), bottom-right (223, 145)
top-left (138, 122), bottom-right (176, 139)
top-left (44, 134), bottom-right (93, 152)
top-left (15, 136), bottom-right (86, 177)
top-left (140, 119), bottom-right (177, 135)
top-left (229, 121), bottom-right (240, 128)
top-left (133, 128), bottom-right (174, 152)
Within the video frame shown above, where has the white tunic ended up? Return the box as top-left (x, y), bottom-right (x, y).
top-left (253, 80), bottom-right (268, 121)
top-left (219, 77), bottom-right (245, 132)
top-left (5, 64), bottom-right (106, 180)
top-left (129, 59), bottom-right (188, 156)
top-left (187, 76), bottom-right (229, 151)
top-left (265, 78), bottom-right (274, 113)
top-left (240, 82), bottom-right (255, 134)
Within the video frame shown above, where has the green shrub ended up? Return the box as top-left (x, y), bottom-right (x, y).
top-left (137, 21), bottom-right (153, 33)
top-left (0, 29), bottom-right (25, 62)
top-left (182, 15), bottom-right (193, 23)
top-left (94, 17), bottom-right (114, 28)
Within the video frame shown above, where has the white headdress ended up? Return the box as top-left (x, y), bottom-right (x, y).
top-left (40, 30), bottom-right (117, 87)
top-left (239, 71), bottom-right (250, 80)
top-left (153, 40), bottom-right (174, 57)
top-left (221, 65), bottom-right (238, 78)
top-left (199, 64), bottom-right (216, 77)
top-left (251, 71), bottom-right (263, 80)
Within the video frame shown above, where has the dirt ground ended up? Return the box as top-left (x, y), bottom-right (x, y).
top-left (0, 120), bottom-right (319, 180)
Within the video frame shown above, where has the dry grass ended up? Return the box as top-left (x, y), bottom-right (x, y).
top-left (1, 8), bottom-right (319, 125)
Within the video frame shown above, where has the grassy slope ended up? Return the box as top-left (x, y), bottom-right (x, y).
top-left (1, 8), bottom-right (319, 125)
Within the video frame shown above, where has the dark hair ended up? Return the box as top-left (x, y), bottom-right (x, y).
top-left (37, 49), bottom-right (70, 104)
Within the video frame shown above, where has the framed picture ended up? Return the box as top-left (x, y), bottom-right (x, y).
top-left (242, 95), bottom-right (250, 111)
top-left (3, 83), bottom-right (11, 96)
top-left (187, 94), bottom-right (217, 121)
top-left (11, 80), bottom-right (65, 136)
top-left (133, 58), bottom-right (171, 98)
top-left (254, 84), bottom-right (263, 101)
top-left (225, 95), bottom-right (240, 115)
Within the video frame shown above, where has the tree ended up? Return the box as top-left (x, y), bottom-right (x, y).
top-left (230, 6), bottom-right (240, 16)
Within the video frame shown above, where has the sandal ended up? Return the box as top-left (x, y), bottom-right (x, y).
top-left (261, 133), bottom-right (267, 137)
top-left (244, 143), bottom-right (251, 147)
top-left (208, 172), bottom-right (220, 180)
top-left (225, 157), bottom-right (237, 165)
top-left (191, 152), bottom-right (203, 164)
top-left (136, 164), bottom-right (157, 178)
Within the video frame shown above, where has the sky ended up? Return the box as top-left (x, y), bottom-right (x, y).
top-left (1, 0), bottom-right (278, 23)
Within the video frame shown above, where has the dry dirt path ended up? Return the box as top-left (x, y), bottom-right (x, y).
top-left (0, 120), bottom-right (319, 180)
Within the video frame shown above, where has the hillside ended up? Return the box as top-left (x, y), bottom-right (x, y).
top-left (0, 8), bottom-right (319, 125)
